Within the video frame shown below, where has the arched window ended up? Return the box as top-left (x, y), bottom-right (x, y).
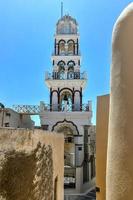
top-left (67, 61), bottom-right (75, 79)
top-left (60, 91), bottom-right (72, 111)
top-left (59, 40), bottom-right (65, 55)
top-left (68, 60), bottom-right (75, 68)
top-left (68, 40), bottom-right (75, 55)
top-left (58, 61), bottom-right (65, 79)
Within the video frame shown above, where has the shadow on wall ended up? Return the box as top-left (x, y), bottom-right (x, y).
top-left (0, 142), bottom-right (53, 200)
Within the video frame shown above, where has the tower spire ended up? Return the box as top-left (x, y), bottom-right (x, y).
top-left (61, 2), bottom-right (63, 18)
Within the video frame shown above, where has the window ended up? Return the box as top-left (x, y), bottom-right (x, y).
top-left (58, 61), bottom-right (65, 70)
top-left (6, 113), bottom-right (11, 117)
top-left (68, 41), bottom-right (75, 55)
top-left (68, 61), bottom-right (75, 68)
top-left (59, 41), bottom-right (65, 55)
top-left (65, 137), bottom-right (74, 143)
top-left (78, 147), bottom-right (82, 151)
top-left (5, 123), bottom-right (9, 127)
top-left (41, 125), bottom-right (49, 130)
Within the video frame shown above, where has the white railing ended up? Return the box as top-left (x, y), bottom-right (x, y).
top-left (40, 103), bottom-right (91, 112)
top-left (45, 71), bottom-right (87, 80)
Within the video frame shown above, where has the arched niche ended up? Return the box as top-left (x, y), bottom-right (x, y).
top-left (59, 89), bottom-right (73, 111)
top-left (52, 91), bottom-right (58, 111)
top-left (74, 91), bottom-right (81, 111)
top-left (58, 40), bottom-right (66, 55)
top-left (57, 61), bottom-right (66, 80)
top-left (67, 40), bottom-right (75, 55)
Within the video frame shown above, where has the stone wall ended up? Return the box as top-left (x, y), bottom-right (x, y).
top-left (0, 128), bottom-right (64, 200)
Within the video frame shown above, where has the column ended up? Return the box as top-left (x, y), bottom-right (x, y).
top-left (106, 3), bottom-right (133, 200)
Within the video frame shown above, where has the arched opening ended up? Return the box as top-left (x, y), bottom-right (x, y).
top-left (67, 61), bottom-right (75, 79)
top-left (67, 40), bottom-right (75, 55)
top-left (58, 61), bottom-right (65, 80)
top-left (74, 91), bottom-right (81, 111)
top-left (59, 40), bottom-right (65, 55)
top-left (53, 121), bottom-right (78, 189)
top-left (60, 90), bottom-right (73, 111)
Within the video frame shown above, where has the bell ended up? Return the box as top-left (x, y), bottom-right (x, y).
top-left (64, 94), bottom-right (68, 101)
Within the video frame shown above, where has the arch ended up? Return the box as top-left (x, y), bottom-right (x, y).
top-left (57, 60), bottom-right (66, 67)
top-left (67, 39), bottom-right (75, 44)
top-left (57, 61), bottom-right (66, 79)
top-left (67, 40), bottom-right (75, 55)
top-left (51, 90), bottom-right (59, 95)
top-left (58, 40), bottom-right (66, 55)
top-left (67, 63), bottom-right (74, 79)
top-left (59, 87), bottom-right (73, 95)
top-left (59, 90), bottom-right (72, 111)
top-left (67, 60), bottom-right (75, 68)
top-left (58, 39), bottom-right (66, 44)
top-left (52, 119), bottom-right (79, 135)
top-left (74, 90), bottom-right (81, 95)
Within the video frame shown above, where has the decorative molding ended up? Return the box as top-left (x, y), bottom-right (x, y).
top-left (52, 118), bottom-right (79, 135)
top-left (59, 87), bottom-right (73, 95)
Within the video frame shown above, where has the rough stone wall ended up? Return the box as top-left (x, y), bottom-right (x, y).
top-left (0, 128), bottom-right (64, 200)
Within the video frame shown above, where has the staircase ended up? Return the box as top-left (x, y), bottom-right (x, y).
top-left (64, 189), bottom-right (96, 200)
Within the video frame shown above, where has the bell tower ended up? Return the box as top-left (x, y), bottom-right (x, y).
top-left (45, 15), bottom-right (87, 112)
top-left (40, 14), bottom-right (95, 194)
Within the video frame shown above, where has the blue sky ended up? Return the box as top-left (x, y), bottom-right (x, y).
top-left (0, 0), bottom-right (131, 125)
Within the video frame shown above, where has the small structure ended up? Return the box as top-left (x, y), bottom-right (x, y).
top-left (0, 107), bottom-right (34, 128)
top-left (0, 128), bottom-right (64, 200)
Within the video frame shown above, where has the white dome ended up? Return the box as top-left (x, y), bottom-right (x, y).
top-left (56, 15), bottom-right (78, 35)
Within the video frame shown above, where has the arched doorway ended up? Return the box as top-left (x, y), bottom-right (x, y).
top-left (53, 120), bottom-right (78, 188)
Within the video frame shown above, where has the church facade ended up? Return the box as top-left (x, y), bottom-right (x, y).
top-left (40, 15), bottom-right (95, 194)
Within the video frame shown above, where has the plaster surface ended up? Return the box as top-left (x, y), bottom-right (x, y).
top-left (96, 95), bottom-right (109, 200)
top-left (0, 128), bottom-right (64, 200)
top-left (106, 3), bottom-right (133, 200)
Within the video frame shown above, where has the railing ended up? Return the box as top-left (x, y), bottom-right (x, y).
top-left (40, 103), bottom-right (90, 112)
top-left (45, 71), bottom-right (87, 80)
top-left (12, 105), bottom-right (40, 115)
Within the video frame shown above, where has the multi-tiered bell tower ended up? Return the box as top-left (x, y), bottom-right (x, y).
top-left (40, 14), bottom-right (95, 194)
top-left (45, 15), bottom-right (87, 113)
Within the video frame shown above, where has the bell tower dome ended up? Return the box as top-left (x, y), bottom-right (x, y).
top-left (56, 15), bottom-right (78, 35)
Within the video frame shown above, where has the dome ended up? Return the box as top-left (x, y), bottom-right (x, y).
top-left (56, 15), bottom-right (78, 35)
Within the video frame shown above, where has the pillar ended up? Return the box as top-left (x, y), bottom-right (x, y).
top-left (106, 3), bottom-right (133, 200)
top-left (96, 95), bottom-right (109, 200)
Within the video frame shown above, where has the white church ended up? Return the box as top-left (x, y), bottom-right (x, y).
top-left (40, 14), bottom-right (95, 194)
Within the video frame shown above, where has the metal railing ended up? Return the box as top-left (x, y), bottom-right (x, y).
top-left (12, 101), bottom-right (91, 114)
top-left (12, 105), bottom-right (40, 115)
top-left (45, 71), bottom-right (87, 80)
top-left (41, 103), bottom-right (90, 112)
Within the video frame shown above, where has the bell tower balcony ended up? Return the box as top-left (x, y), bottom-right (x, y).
top-left (45, 71), bottom-right (87, 89)
top-left (45, 71), bottom-right (87, 81)
top-left (40, 101), bottom-right (92, 112)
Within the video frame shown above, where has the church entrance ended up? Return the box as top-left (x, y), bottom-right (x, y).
top-left (53, 121), bottom-right (78, 188)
